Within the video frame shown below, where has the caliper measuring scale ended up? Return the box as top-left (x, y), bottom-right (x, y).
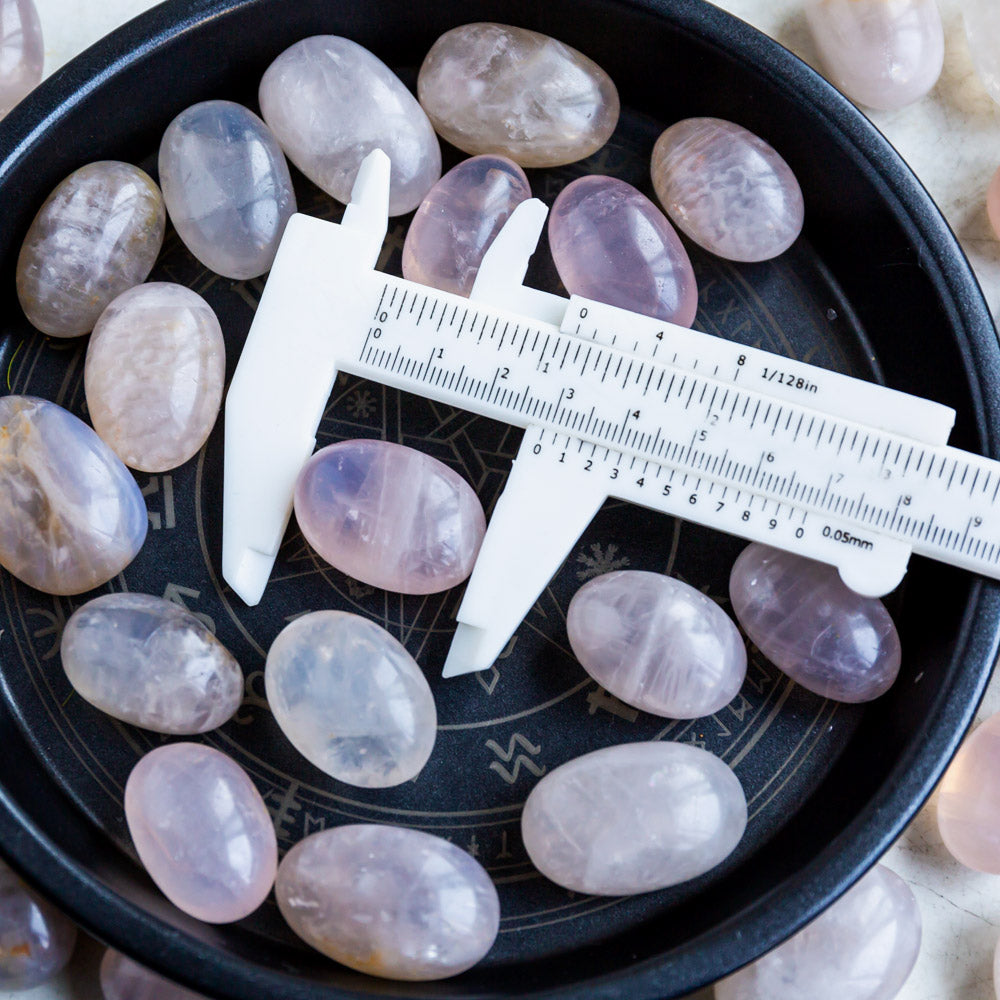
top-left (223, 150), bottom-right (994, 677)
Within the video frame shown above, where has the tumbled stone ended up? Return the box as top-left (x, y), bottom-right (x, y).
top-left (804, 0), bottom-right (943, 111)
top-left (714, 864), bottom-right (921, 1000)
top-left (265, 611), bottom-right (436, 788)
top-left (0, 396), bottom-right (147, 595)
top-left (16, 161), bottom-right (165, 337)
top-left (728, 543), bottom-right (901, 703)
top-left (276, 825), bottom-right (499, 981)
top-left (0, 859), bottom-right (77, 990)
top-left (651, 118), bottom-right (804, 263)
top-left (61, 592), bottom-right (242, 734)
top-left (521, 741), bottom-right (746, 895)
top-left (549, 175), bottom-right (698, 327)
top-left (259, 36), bottom-right (440, 216)
top-left (988, 166), bottom-right (1000, 241)
top-left (100, 949), bottom-right (208, 1000)
top-left (966, 2), bottom-right (1000, 108)
top-left (84, 283), bottom-right (225, 472)
top-left (124, 743), bottom-right (277, 923)
top-left (158, 100), bottom-right (296, 280)
top-left (567, 570), bottom-right (746, 719)
top-left (0, 0), bottom-right (43, 117)
top-left (418, 23), bottom-right (619, 168)
top-left (402, 155), bottom-right (531, 296)
top-left (294, 439), bottom-right (485, 594)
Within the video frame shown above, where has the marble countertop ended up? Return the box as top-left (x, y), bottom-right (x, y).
top-left (4, 1), bottom-right (1000, 998)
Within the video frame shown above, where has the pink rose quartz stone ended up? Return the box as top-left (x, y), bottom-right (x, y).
top-left (965, 1), bottom-right (1000, 108)
top-left (988, 165), bottom-right (1000, 242)
top-left (99, 949), bottom-right (207, 1000)
top-left (124, 743), bottom-right (277, 923)
top-left (402, 154), bottom-right (531, 296)
top-left (0, 0), bottom-right (42, 117)
top-left (548, 175), bottom-right (698, 327)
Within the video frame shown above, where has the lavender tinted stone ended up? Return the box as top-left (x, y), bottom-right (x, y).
top-left (16, 161), bottom-right (166, 337)
top-left (402, 155), bottom-right (531, 297)
top-left (265, 611), bottom-right (436, 788)
top-left (549, 175), bottom-right (698, 327)
top-left (294, 439), bottom-right (485, 595)
top-left (276, 825), bottom-right (499, 981)
top-left (100, 949), bottom-right (207, 1000)
top-left (259, 36), bottom-right (441, 216)
top-left (521, 741), bottom-right (747, 895)
top-left (0, 859), bottom-right (76, 991)
top-left (418, 23), bottom-right (619, 168)
top-left (651, 118), bottom-right (804, 263)
top-left (966, 1), bottom-right (1000, 108)
top-left (159, 100), bottom-right (296, 280)
top-left (84, 283), bottom-right (225, 472)
top-left (0, 0), bottom-right (42, 117)
top-left (0, 396), bottom-right (147, 595)
top-left (728, 544), bottom-right (901, 703)
top-left (715, 864), bottom-right (921, 1000)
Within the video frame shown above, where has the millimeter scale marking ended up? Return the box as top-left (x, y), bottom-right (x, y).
top-left (222, 150), bottom-right (996, 677)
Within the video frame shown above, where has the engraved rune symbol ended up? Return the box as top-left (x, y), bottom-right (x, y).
top-left (142, 475), bottom-right (175, 530)
top-left (586, 686), bottom-right (639, 722)
top-left (485, 734), bottom-right (546, 784)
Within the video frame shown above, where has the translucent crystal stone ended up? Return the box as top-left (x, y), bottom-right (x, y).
top-left (988, 166), bottom-right (1000, 241)
top-left (100, 949), bottom-right (207, 1000)
top-left (61, 592), bottom-right (243, 734)
top-left (965, 1), bottom-right (1000, 107)
top-left (158, 100), bottom-right (296, 280)
top-left (548, 175), bottom-right (698, 327)
top-left (651, 118), bottom-right (804, 263)
top-left (276, 825), bottom-right (499, 981)
top-left (402, 155), bottom-right (531, 296)
top-left (0, 859), bottom-right (77, 991)
top-left (0, 0), bottom-right (43, 117)
top-left (417, 23), bottom-right (619, 168)
top-left (0, 396), bottom-right (147, 595)
top-left (567, 570), bottom-right (746, 719)
top-left (714, 864), bottom-right (921, 1000)
top-left (84, 283), bottom-right (225, 472)
top-left (259, 36), bottom-right (441, 216)
top-left (521, 741), bottom-right (747, 895)
top-left (804, 0), bottom-right (944, 111)
top-left (124, 743), bottom-right (277, 923)
top-left (728, 543), bottom-right (901, 703)
top-left (265, 611), bottom-right (436, 788)
top-left (294, 439), bottom-right (485, 594)
top-left (16, 161), bottom-right (165, 337)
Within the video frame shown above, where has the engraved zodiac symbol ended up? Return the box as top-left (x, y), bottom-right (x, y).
top-left (485, 734), bottom-right (546, 784)
top-left (161, 583), bottom-right (215, 633)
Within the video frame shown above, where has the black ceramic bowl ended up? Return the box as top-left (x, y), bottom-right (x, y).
top-left (0, 1), bottom-right (998, 997)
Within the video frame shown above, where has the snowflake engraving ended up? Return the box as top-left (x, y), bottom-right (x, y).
top-left (346, 388), bottom-right (377, 419)
top-left (575, 542), bottom-right (630, 580)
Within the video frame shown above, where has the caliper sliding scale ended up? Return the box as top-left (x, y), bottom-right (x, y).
top-left (224, 149), bottom-right (997, 677)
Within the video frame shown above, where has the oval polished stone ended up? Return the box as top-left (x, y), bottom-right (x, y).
top-left (0, 859), bottom-right (77, 991)
top-left (567, 570), bottom-right (746, 719)
top-left (100, 949), bottom-right (208, 1000)
top-left (0, 396), bottom-right (147, 595)
top-left (549, 175), bottom-right (698, 327)
top-left (124, 743), bottom-right (277, 923)
top-left (259, 36), bottom-right (441, 216)
top-left (988, 165), bottom-right (1000, 241)
top-left (85, 283), bottom-right (225, 472)
top-left (402, 155), bottom-right (531, 296)
top-left (0, 0), bottom-right (43, 117)
top-left (728, 543), bottom-right (901, 703)
top-left (804, 0), bottom-right (943, 111)
top-left (521, 741), bottom-right (746, 895)
top-left (159, 100), bottom-right (296, 280)
top-left (966, 1), bottom-right (1000, 108)
top-left (276, 825), bottom-right (499, 980)
top-left (651, 118), bottom-right (804, 262)
top-left (418, 23), bottom-right (619, 168)
top-left (294, 439), bottom-right (485, 594)
top-left (61, 593), bottom-right (243, 735)
top-left (16, 161), bottom-right (165, 337)
top-left (265, 611), bottom-right (436, 788)
top-left (715, 864), bottom-right (921, 1000)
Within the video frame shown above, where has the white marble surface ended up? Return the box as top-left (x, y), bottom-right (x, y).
top-left (4, 1), bottom-right (1000, 998)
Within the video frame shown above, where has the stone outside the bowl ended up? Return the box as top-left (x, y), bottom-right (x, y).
top-left (0, 0), bottom-right (43, 117)
top-left (965, 0), bottom-right (1000, 108)
top-left (99, 948), bottom-right (209, 1000)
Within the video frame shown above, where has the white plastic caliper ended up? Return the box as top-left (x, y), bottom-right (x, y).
top-left (224, 149), bottom-right (1000, 677)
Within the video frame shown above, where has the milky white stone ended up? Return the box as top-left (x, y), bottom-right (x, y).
top-left (265, 611), bottom-right (436, 788)
top-left (124, 743), bottom-right (277, 923)
top-left (521, 741), bottom-right (746, 895)
top-left (567, 570), bottom-right (746, 719)
top-left (276, 825), bottom-right (499, 981)
top-left (84, 283), bottom-right (225, 472)
top-left (418, 23), bottom-right (619, 168)
top-left (99, 949), bottom-right (207, 1000)
top-left (966, 1), bottom-right (1000, 108)
top-left (259, 35), bottom-right (441, 216)
top-left (0, 396), bottom-right (147, 595)
top-left (714, 864), bottom-right (921, 1000)
top-left (16, 161), bottom-right (165, 337)
top-left (61, 593), bottom-right (242, 734)
top-left (0, 0), bottom-right (42, 117)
